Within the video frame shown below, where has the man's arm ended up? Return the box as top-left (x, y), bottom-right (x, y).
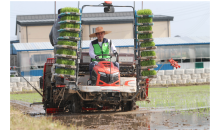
top-left (49, 26), bottom-right (54, 46)
top-left (89, 43), bottom-right (96, 59)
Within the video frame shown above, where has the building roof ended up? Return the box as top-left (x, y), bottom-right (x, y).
top-left (13, 42), bottom-right (54, 52)
top-left (13, 36), bottom-right (209, 52)
top-left (15, 11), bottom-right (174, 34)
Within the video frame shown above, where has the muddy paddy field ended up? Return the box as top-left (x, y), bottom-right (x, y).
top-left (10, 85), bottom-right (210, 130)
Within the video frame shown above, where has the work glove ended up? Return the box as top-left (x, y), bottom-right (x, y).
top-left (95, 56), bottom-right (99, 60)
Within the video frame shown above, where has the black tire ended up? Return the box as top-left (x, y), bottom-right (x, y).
top-left (71, 94), bottom-right (81, 113)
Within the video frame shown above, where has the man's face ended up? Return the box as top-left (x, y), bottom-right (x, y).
top-left (96, 32), bottom-right (105, 41)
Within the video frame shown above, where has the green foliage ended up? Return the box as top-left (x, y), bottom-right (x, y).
top-left (56, 49), bottom-right (76, 56)
top-left (138, 34), bottom-right (152, 39)
top-left (60, 23), bottom-right (80, 29)
top-left (60, 15), bottom-right (80, 21)
top-left (141, 70), bottom-right (157, 76)
top-left (141, 51), bottom-right (156, 57)
top-left (56, 58), bottom-right (75, 66)
top-left (138, 26), bottom-right (152, 31)
top-left (57, 40), bottom-right (77, 46)
top-left (59, 32), bottom-right (79, 37)
top-left (55, 68), bottom-right (75, 75)
top-left (140, 41), bottom-right (155, 47)
top-left (140, 60), bottom-right (156, 66)
top-left (60, 7), bottom-right (79, 13)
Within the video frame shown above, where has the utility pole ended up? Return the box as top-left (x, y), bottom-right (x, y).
top-left (78, 1), bottom-right (80, 8)
top-left (142, 1), bottom-right (143, 9)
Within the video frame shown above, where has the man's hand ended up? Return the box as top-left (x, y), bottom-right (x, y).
top-left (113, 50), bottom-right (118, 56)
top-left (95, 56), bottom-right (100, 60)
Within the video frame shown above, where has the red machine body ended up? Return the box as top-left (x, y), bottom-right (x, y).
top-left (92, 61), bottom-right (120, 86)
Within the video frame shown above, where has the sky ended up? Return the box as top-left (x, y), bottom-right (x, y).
top-left (10, 1), bottom-right (210, 40)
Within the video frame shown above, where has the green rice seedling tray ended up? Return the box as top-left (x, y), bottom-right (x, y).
top-left (139, 75), bottom-right (157, 79)
top-left (58, 20), bottom-right (81, 24)
top-left (140, 60), bottom-right (156, 66)
top-left (59, 12), bottom-right (82, 17)
top-left (55, 48), bottom-right (76, 55)
top-left (56, 58), bottom-right (76, 66)
top-left (138, 56), bottom-right (157, 60)
top-left (140, 65), bottom-right (158, 70)
top-left (54, 73), bottom-right (76, 79)
top-left (58, 28), bottom-right (81, 32)
top-left (136, 14), bottom-right (153, 18)
top-left (140, 41), bottom-right (155, 47)
top-left (57, 36), bottom-right (80, 41)
top-left (55, 45), bottom-right (77, 50)
top-left (141, 51), bottom-right (156, 57)
top-left (55, 54), bottom-right (77, 59)
top-left (60, 23), bottom-right (80, 29)
top-left (57, 40), bottom-right (77, 46)
top-left (137, 46), bottom-right (157, 51)
top-left (135, 23), bottom-right (154, 26)
top-left (136, 31), bottom-right (153, 34)
top-left (54, 63), bottom-right (76, 69)
top-left (136, 38), bottom-right (153, 42)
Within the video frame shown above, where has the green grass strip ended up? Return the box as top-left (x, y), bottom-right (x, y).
top-left (59, 32), bottom-right (79, 37)
top-left (10, 93), bottom-right (42, 103)
top-left (141, 51), bottom-right (156, 57)
top-left (57, 40), bottom-right (77, 46)
top-left (140, 41), bottom-right (155, 47)
top-left (60, 23), bottom-right (80, 29)
top-left (56, 49), bottom-right (77, 56)
top-left (140, 60), bottom-right (156, 66)
top-left (60, 7), bottom-right (80, 13)
top-left (141, 70), bottom-right (157, 76)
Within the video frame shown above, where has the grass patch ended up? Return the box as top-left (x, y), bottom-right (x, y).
top-left (10, 106), bottom-right (81, 130)
top-left (10, 93), bottom-right (42, 103)
top-left (137, 85), bottom-right (210, 110)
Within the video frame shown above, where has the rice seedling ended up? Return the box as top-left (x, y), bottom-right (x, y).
top-left (56, 68), bottom-right (75, 75)
top-left (141, 51), bottom-right (156, 57)
top-left (60, 15), bottom-right (80, 21)
top-left (60, 23), bottom-right (80, 29)
top-left (57, 40), bottom-right (77, 46)
top-left (56, 58), bottom-right (75, 66)
top-left (60, 7), bottom-right (80, 13)
top-left (138, 33), bottom-right (152, 39)
top-left (141, 70), bottom-right (157, 76)
top-left (56, 49), bottom-right (76, 56)
top-left (137, 9), bottom-right (152, 15)
top-left (140, 41), bottom-right (155, 47)
top-left (140, 60), bottom-right (156, 66)
top-left (59, 32), bottom-right (79, 37)
top-left (138, 26), bottom-right (152, 31)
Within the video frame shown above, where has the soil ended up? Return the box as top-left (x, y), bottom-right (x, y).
top-left (10, 100), bottom-right (210, 130)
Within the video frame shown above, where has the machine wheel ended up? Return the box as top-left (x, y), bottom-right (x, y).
top-left (71, 94), bottom-right (81, 113)
top-left (122, 100), bottom-right (136, 111)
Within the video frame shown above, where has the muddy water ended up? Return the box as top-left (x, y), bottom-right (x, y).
top-left (10, 100), bottom-right (210, 130)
